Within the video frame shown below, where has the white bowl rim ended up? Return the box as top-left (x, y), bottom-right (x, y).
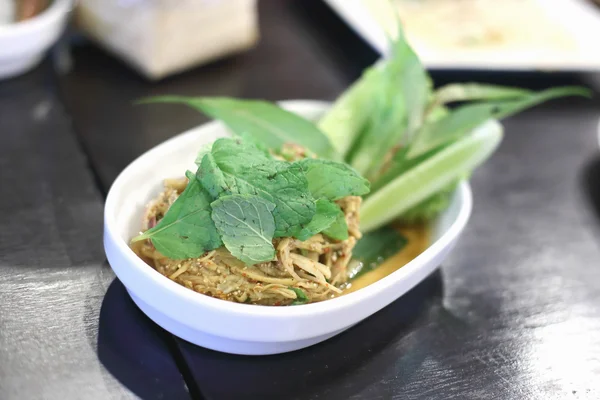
top-left (0, 0), bottom-right (72, 36)
top-left (104, 99), bottom-right (472, 321)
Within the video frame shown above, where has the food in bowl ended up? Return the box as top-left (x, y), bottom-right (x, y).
top-left (131, 138), bottom-right (370, 305)
top-left (130, 17), bottom-right (589, 306)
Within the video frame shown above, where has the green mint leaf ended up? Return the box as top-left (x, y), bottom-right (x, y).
top-left (297, 199), bottom-right (342, 241)
top-left (322, 207), bottom-right (348, 241)
top-left (131, 171), bottom-right (221, 259)
top-left (290, 287), bottom-right (308, 305)
top-left (348, 227), bottom-right (407, 279)
top-left (137, 96), bottom-right (339, 160)
top-left (198, 153), bottom-right (267, 199)
top-left (297, 158), bottom-right (370, 201)
top-left (211, 194), bottom-right (276, 265)
top-left (198, 138), bottom-right (316, 238)
top-left (271, 163), bottom-right (317, 238)
top-left (194, 143), bottom-right (214, 167)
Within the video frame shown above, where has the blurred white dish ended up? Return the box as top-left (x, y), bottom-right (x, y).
top-left (104, 100), bottom-right (474, 355)
top-left (0, 0), bottom-right (72, 80)
top-left (324, 0), bottom-right (600, 71)
top-left (0, 0), bottom-right (15, 25)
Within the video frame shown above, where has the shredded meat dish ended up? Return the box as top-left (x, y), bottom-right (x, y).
top-left (134, 145), bottom-right (362, 306)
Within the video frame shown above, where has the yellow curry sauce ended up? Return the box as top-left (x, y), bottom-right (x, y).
top-left (343, 224), bottom-right (430, 294)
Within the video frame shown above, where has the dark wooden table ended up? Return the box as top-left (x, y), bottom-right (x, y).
top-left (2, 1), bottom-right (600, 399)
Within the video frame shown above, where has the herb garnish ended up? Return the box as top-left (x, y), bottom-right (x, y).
top-left (132, 138), bottom-right (370, 262)
top-left (290, 287), bottom-right (309, 305)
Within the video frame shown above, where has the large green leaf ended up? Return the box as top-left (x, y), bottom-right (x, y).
top-left (431, 83), bottom-right (531, 107)
top-left (348, 25), bottom-right (431, 179)
top-left (211, 194), bottom-right (276, 265)
top-left (317, 70), bottom-right (376, 158)
top-left (138, 96), bottom-right (339, 160)
top-left (197, 138), bottom-right (316, 238)
top-left (296, 158), bottom-right (370, 200)
top-left (131, 171), bottom-right (221, 259)
top-left (296, 199), bottom-right (344, 241)
top-left (407, 86), bottom-right (591, 159)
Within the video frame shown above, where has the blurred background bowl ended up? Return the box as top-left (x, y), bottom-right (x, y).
top-left (0, 0), bottom-right (72, 80)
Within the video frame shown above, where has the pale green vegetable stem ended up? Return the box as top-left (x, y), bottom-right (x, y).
top-left (360, 120), bottom-right (503, 232)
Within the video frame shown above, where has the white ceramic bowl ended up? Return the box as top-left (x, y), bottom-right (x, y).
top-left (0, 0), bottom-right (72, 80)
top-left (104, 100), bottom-right (473, 355)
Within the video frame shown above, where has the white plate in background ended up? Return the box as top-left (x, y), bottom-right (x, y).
top-left (323, 0), bottom-right (600, 71)
top-left (0, 0), bottom-right (72, 79)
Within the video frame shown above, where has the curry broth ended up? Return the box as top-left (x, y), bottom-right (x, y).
top-left (343, 224), bottom-right (430, 294)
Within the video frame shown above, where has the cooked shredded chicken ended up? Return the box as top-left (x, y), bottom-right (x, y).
top-left (134, 172), bottom-right (362, 306)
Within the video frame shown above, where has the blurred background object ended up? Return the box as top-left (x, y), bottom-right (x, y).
top-left (0, 0), bottom-right (72, 80)
top-left (74, 0), bottom-right (259, 80)
top-left (15, 0), bottom-right (51, 22)
top-left (0, 0), bottom-right (15, 24)
top-left (325, 0), bottom-right (600, 71)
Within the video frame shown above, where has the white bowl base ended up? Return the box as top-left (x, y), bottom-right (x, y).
top-left (128, 290), bottom-right (349, 355)
top-left (0, 54), bottom-right (43, 79)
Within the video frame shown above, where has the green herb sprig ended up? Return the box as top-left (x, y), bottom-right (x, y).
top-left (131, 138), bottom-right (369, 262)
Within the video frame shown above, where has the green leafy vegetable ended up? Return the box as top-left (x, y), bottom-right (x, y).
top-left (407, 86), bottom-right (591, 159)
top-left (345, 25), bottom-right (430, 179)
top-left (138, 96), bottom-right (339, 160)
top-left (211, 194), bottom-right (277, 265)
top-left (194, 143), bottom-right (214, 167)
top-left (397, 181), bottom-right (460, 224)
top-left (313, 11), bottom-right (590, 232)
top-left (290, 287), bottom-right (308, 305)
top-left (361, 120), bottom-right (503, 232)
top-left (198, 138), bottom-right (316, 238)
top-left (317, 71), bottom-right (375, 158)
top-left (297, 199), bottom-right (343, 241)
top-left (297, 158), bottom-right (370, 200)
top-left (430, 83), bottom-right (530, 108)
top-left (131, 171), bottom-right (221, 259)
top-left (322, 208), bottom-right (349, 241)
top-left (133, 136), bottom-right (371, 265)
top-left (348, 227), bottom-right (407, 279)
